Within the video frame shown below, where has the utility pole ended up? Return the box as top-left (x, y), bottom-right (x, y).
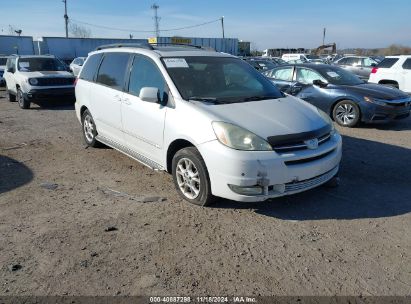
top-left (323, 27), bottom-right (326, 45)
top-left (63, 0), bottom-right (69, 38)
top-left (221, 16), bottom-right (225, 39)
top-left (151, 3), bottom-right (160, 39)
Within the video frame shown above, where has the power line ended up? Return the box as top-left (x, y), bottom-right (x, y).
top-left (69, 18), bottom-right (221, 34)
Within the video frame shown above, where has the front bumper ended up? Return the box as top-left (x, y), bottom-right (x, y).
top-left (361, 102), bottom-right (411, 122)
top-left (23, 87), bottom-right (75, 101)
top-left (198, 132), bottom-right (342, 202)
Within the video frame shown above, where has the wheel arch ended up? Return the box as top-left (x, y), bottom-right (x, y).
top-left (166, 139), bottom-right (195, 173)
top-left (378, 79), bottom-right (399, 88)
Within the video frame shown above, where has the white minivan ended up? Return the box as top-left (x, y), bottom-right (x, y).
top-left (75, 44), bottom-right (342, 206)
top-left (282, 53), bottom-right (309, 62)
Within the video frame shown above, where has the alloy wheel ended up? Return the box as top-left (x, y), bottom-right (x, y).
top-left (83, 115), bottom-right (95, 143)
top-left (176, 158), bottom-right (201, 199)
top-left (335, 103), bottom-right (356, 125)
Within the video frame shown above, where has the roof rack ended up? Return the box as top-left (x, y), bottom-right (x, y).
top-left (95, 43), bottom-right (154, 51)
top-left (150, 43), bottom-right (216, 51)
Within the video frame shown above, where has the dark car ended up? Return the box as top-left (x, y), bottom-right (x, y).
top-left (243, 58), bottom-right (277, 72)
top-left (263, 64), bottom-right (411, 127)
top-left (333, 56), bottom-right (378, 80)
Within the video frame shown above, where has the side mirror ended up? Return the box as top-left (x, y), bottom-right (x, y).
top-left (7, 67), bottom-right (15, 73)
top-left (371, 63), bottom-right (377, 67)
top-left (313, 79), bottom-right (328, 88)
top-left (139, 87), bottom-right (160, 103)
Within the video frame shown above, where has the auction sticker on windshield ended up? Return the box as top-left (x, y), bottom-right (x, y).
top-left (164, 58), bottom-right (189, 68)
top-left (326, 71), bottom-right (340, 78)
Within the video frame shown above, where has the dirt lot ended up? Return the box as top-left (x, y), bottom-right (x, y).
top-left (0, 89), bottom-right (410, 296)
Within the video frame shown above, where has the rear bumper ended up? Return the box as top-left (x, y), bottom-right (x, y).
top-left (361, 102), bottom-right (411, 122)
top-left (24, 87), bottom-right (75, 101)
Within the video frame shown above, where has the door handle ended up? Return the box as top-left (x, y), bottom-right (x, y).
top-left (123, 97), bottom-right (131, 105)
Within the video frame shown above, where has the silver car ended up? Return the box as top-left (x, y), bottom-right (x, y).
top-left (69, 57), bottom-right (86, 76)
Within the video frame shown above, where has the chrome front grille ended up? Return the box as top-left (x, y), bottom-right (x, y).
top-left (272, 132), bottom-right (331, 153)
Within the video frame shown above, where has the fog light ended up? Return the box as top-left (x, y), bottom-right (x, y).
top-left (228, 184), bottom-right (263, 195)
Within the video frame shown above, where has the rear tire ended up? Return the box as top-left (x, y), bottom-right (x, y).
top-left (172, 147), bottom-right (214, 207)
top-left (332, 100), bottom-right (360, 127)
top-left (17, 88), bottom-right (30, 109)
top-left (81, 109), bottom-right (101, 148)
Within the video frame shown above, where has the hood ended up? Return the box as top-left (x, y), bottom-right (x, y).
top-left (19, 71), bottom-right (73, 78)
top-left (192, 96), bottom-right (328, 139)
top-left (339, 83), bottom-right (408, 101)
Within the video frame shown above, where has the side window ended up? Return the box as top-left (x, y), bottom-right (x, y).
top-left (96, 53), bottom-right (130, 90)
top-left (345, 57), bottom-right (360, 66)
top-left (337, 58), bottom-right (347, 65)
top-left (80, 53), bottom-right (103, 82)
top-left (128, 56), bottom-right (166, 102)
top-left (402, 58), bottom-right (411, 70)
top-left (296, 68), bottom-right (326, 84)
top-left (272, 67), bottom-right (293, 81)
top-left (362, 58), bottom-right (377, 67)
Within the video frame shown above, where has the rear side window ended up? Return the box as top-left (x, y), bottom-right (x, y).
top-left (402, 59), bottom-right (411, 70)
top-left (80, 53), bottom-right (102, 81)
top-left (96, 53), bottom-right (130, 90)
top-left (271, 67), bottom-right (293, 81)
top-left (377, 58), bottom-right (399, 68)
top-left (128, 56), bottom-right (166, 102)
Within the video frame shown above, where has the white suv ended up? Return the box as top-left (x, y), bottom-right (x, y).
top-left (368, 55), bottom-right (411, 93)
top-left (4, 55), bottom-right (75, 109)
top-left (75, 43), bottom-right (342, 206)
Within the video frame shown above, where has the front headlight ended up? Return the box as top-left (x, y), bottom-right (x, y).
top-left (212, 122), bottom-right (272, 151)
top-left (364, 96), bottom-right (386, 106)
top-left (28, 78), bottom-right (39, 85)
top-left (317, 108), bottom-right (336, 135)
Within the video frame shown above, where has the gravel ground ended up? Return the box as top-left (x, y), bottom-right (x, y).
top-left (0, 89), bottom-right (410, 296)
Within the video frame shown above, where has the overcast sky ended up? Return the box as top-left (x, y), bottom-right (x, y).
top-left (1, 0), bottom-right (410, 50)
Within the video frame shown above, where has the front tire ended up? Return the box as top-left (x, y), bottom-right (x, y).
top-left (172, 147), bottom-right (214, 206)
top-left (332, 100), bottom-right (360, 127)
top-left (81, 110), bottom-right (101, 147)
top-left (7, 88), bottom-right (16, 102)
top-left (17, 88), bottom-right (30, 109)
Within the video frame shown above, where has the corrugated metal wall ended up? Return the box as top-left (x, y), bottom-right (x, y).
top-left (154, 37), bottom-right (238, 55)
top-left (0, 35), bottom-right (35, 55)
top-left (37, 37), bottom-right (147, 60)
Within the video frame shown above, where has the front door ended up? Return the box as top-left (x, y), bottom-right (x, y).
top-left (121, 55), bottom-right (167, 165)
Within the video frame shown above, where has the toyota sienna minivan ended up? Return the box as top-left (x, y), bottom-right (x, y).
top-left (75, 43), bottom-right (342, 206)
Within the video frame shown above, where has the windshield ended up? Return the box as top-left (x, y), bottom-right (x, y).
top-left (318, 66), bottom-right (364, 85)
top-left (18, 58), bottom-right (67, 72)
top-left (162, 56), bottom-right (283, 103)
top-left (0, 58), bottom-right (7, 65)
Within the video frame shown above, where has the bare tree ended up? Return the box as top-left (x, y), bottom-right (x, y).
top-left (69, 22), bottom-right (92, 38)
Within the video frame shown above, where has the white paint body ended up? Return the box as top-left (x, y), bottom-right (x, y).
top-left (75, 47), bottom-right (342, 202)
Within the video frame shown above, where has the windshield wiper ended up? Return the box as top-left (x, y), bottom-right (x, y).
top-left (188, 96), bottom-right (223, 104)
top-left (241, 95), bottom-right (276, 102)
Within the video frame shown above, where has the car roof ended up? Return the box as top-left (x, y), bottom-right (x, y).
top-left (15, 55), bottom-right (56, 59)
top-left (386, 55), bottom-right (411, 58)
top-left (271, 63), bottom-right (331, 69)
